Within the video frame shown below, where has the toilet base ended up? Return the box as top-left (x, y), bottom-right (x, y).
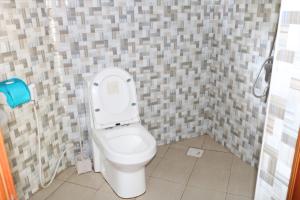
top-left (103, 160), bottom-right (146, 198)
top-left (92, 139), bottom-right (147, 198)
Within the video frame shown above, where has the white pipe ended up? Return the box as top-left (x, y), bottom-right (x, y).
top-left (32, 101), bottom-right (71, 188)
top-left (0, 89), bottom-right (72, 189)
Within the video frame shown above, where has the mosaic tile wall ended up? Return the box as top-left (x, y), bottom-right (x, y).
top-left (207, 0), bottom-right (281, 166)
top-left (0, 2), bottom-right (75, 200)
top-left (255, 0), bottom-right (300, 199)
top-left (0, 0), bottom-right (212, 199)
top-left (0, 0), bottom-right (284, 199)
top-left (52, 0), bottom-right (213, 147)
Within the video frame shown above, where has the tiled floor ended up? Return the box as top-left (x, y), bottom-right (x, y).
top-left (29, 135), bottom-right (257, 200)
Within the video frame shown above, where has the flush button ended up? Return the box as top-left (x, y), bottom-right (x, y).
top-left (131, 103), bottom-right (136, 106)
top-left (95, 108), bottom-right (100, 112)
top-left (127, 78), bottom-right (131, 82)
top-left (93, 82), bottom-right (99, 86)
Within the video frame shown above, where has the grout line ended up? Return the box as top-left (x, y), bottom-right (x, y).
top-left (148, 176), bottom-right (186, 185)
top-left (226, 192), bottom-right (253, 199)
top-left (56, 173), bottom-right (76, 182)
top-left (44, 136), bottom-right (252, 200)
top-left (156, 141), bottom-right (255, 199)
top-left (147, 144), bottom-right (169, 178)
top-left (38, 167), bottom-right (75, 200)
top-left (201, 148), bottom-right (230, 153)
top-left (162, 145), bottom-right (170, 157)
top-left (148, 156), bottom-right (163, 178)
top-left (149, 142), bottom-right (200, 196)
top-left (43, 181), bottom-right (65, 200)
top-left (201, 148), bottom-right (230, 154)
top-left (62, 180), bottom-right (100, 191)
top-left (225, 155), bottom-right (234, 198)
top-left (179, 151), bottom-right (200, 200)
top-left (96, 177), bottom-right (110, 192)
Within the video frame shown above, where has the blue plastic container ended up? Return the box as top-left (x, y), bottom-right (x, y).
top-left (0, 78), bottom-right (31, 108)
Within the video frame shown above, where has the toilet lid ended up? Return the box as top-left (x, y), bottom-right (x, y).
top-left (90, 67), bottom-right (140, 129)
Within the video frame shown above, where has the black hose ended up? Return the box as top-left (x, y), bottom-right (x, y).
top-left (252, 3), bottom-right (281, 101)
top-left (252, 56), bottom-right (273, 99)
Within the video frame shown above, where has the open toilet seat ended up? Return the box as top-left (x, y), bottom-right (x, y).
top-left (92, 124), bottom-right (156, 166)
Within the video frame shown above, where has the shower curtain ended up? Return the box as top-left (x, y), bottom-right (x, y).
top-left (0, 128), bottom-right (17, 200)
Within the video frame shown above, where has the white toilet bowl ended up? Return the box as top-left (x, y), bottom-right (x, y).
top-left (91, 124), bottom-right (156, 198)
top-left (87, 67), bottom-right (157, 198)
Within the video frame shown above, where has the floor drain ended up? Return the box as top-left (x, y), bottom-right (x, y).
top-left (186, 147), bottom-right (204, 158)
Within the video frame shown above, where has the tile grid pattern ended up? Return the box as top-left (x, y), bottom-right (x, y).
top-left (207, 0), bottom-right (281, 166)
top-left (255, 0), bottom-right (300, 199)
top-left (0, 4), bottom-right (75, 199)
top-left (53, 0), bottom-right (212, 145)
top-left (0, 0), bottom-right (279, 199)
top-left (29, 135), bottom-right (257, 200)
top-left (0, 0), bottom-right (211, 199)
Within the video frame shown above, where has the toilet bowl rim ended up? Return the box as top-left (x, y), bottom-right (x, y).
top-left (92, 124), bottom-right (157, 165)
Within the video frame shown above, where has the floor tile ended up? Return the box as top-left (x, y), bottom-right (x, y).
top-left (152, 147), bottom-right (196, 184)
top-left (227, 158), bottom-right (257, 198)
top-left (145, 155), bottom-right (162, 177)
top-left (196, 150), bottom-right (233, 170)
top-left (226, 194), bottom-right (251, 200)
top-left (152, 157), bottom-right (196, 184)
top-left (137, 178), bottom-right (184, 200)
top-left (181, 186), bottom-right (226, 200)
top-left (203, 136), bottom-right (229, 152)
top-left (29, 138), bottom-right (257, 200)
top-left (164, 145), bottom-right (192, 160)
top-left (91, 183), bottom-right (136, 200)
top-left (188, 166), bottom-right (230, 192)
top-left (156, 144), bottom-right (169, 157)
top-left (170, 142), bottom-right (189, 150)
top-left (47, 182), bottom-right (96, 200)
top-left (170, 136), bottom-right (205, 150)
top-left (66, 171), bottom-right (106, 190)
top-left (29, 179), bottom-right (63, 200)
top-left (56, 167), bottom-right (76, 181)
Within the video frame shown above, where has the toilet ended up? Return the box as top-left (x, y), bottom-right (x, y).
top-left (87, 67), bottom-right (157, 198)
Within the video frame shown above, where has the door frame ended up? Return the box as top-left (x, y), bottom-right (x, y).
top-left (287, 129), bottom-right (300, 200)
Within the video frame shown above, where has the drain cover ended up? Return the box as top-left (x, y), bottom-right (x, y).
top-left (186, 147), bottom-right (204, 158)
